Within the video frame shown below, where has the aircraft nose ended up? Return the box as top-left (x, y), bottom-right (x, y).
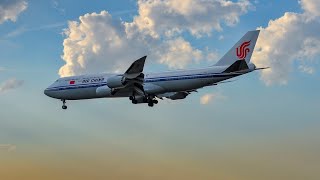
top-left (44, 88), bottom-right (54, 98)
top-left (44, 89), bottom-right (50, 96)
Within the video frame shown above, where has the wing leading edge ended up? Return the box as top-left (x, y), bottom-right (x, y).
top-left (109, 56), bottom-right (147, 96)
top-left (124, 56), bottom-right (146, 79)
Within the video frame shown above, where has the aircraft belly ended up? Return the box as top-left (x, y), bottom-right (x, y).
top-left (47, 75), bottom-right (238, 100)
top-left (153, 78), bottom-right (215, 92)
top-left (55, 87), bottom-right (99, 100)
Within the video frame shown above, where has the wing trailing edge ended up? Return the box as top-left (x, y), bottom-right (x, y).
top-left (124, 56), bottom-right (147, 79)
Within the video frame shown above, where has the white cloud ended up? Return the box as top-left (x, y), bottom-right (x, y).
top-left (52, 0), bottom-right (66, 15)
top-left (5, 22), bottom-right (66, 38)
top-left (0, 78), bottom-right (24, 93)
top-left (0, 1), bottom-right (26, 94)
top-left (156, 37), bottom-right (203, 69)
top-left (206, 48), bottom-right (220, 63)
top-left (218, 35), bottom-right (224, 40)
top-left (130, 0), bottom-right (252, 38)
top-left (298, 38), bottom-right (320, 59)
top-left (252, 2), bottom-right (320, 85)
top-left (59, 11), bottom-right (154, 76)
top-left (298, 65), bottom-right (315, 74)
top-left (0, 0), bottom-right (27, 24)
top-left (59, 0), bottom-right (251, 77)
top-left (200, 92), bottom-right (226, 105)
top-left (300, 0), bottom-right (320, 17)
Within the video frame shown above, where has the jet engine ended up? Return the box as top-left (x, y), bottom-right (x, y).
top-left (96, 85), bottom-right (112, 97)
top-left (106, 75), bottom-right (126, 88)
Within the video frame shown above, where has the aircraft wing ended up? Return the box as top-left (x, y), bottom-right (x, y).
top-left (124, 56), bottom-right (146, 79)
top-left (157, 90), bottom-right (197, 100)
top-left (109, 56), bottom-right (147, 96)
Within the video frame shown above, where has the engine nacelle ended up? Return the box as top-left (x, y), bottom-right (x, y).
top-left (159, 92), bottom-right (188, 100)
top-left (96, 85), bottom-right (112, 97)
top-left (106, 75), bottom-right (126, 88)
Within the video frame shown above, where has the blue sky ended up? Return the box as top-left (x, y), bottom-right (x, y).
top-left (0, 0), bottom-right (319, 179)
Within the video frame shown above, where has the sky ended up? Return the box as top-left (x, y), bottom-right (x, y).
top-left (0, 0), bottom-right (319, 179)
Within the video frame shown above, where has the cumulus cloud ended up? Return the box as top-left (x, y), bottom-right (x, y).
top-left (59, 11), bottom-right (155, 76)
top-left (129, 0), bottom-right (251, 38)
top-left (156, 37), bottom-right (203, 69)
top-left (252, 0), bottom-right (320, 85)
top-left (0, 0), bottom-right (27, 24)
top-left (300, 0), bottom-right (320, 17)
top-left (200, 92), bottom-right (226, 105)
top-left (0, 78), bottom-right (24, 93)
top-left (59, 0), bottom-right (251, 77)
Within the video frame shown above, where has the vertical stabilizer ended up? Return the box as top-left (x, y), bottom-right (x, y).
top-left (215, 30), bottom-right (260, 66)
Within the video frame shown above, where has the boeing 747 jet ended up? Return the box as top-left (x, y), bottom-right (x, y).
top-left (44, 30), bottom-right (265, 109)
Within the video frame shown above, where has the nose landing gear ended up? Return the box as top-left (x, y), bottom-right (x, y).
top-left (61, 99), bottom-right (67, 110)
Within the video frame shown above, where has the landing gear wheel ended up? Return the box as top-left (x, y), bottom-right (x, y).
top-left (61, 99), bottom-right (67, 110)
top-left (129, 96), bottom-right (134, 100)
top-left (148, 102), bottom-right (154, 107)
top-left (153, 99), bottom-right (158, 104)
top-left (132, 99), bottom-right (138, 104)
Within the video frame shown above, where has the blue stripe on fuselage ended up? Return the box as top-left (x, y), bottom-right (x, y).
top-left (46, 73), bottom-right (237, 91)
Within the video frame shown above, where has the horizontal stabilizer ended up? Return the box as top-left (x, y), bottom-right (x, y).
top-left (255, 67), bottom-right (270, 70)
top-left (223, 60), bottom-right (249, 73)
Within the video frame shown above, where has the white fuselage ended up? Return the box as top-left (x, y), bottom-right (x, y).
top-left (44, 65), bottom-right (253, 100)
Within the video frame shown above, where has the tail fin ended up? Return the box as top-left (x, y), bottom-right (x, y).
top-left (222, 60), bottom-right (249, 73)
top-left (215, 30), bottom-right (260, 66)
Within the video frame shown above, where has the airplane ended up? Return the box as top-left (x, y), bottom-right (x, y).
top-left (44, 30), bottom-right (266, 109)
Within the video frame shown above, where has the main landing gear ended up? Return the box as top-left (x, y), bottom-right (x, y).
top-left (129, 95), bottom-right (158, 107)
top-left (147, 98), bottom-right (158, 107)
top-left (61, 99), bottom-right (67, 110)
top-left (129, 95), bottom-right (138, 104)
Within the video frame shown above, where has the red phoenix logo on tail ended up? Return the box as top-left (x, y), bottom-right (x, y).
top-left (236, 41), bottom-right (251, 59)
